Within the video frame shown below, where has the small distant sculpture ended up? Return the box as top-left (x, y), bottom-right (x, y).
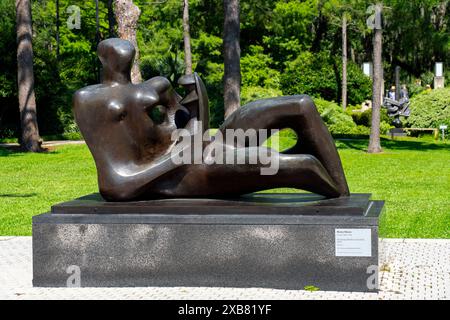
top-left (383, 84), bottom-right (411, 128)
top-left (387, 85), bottom-right (396, 100)
top-left (73, 39), bottom-right (349, 201)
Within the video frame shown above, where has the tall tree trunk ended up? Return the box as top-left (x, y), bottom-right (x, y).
top-left (114, 0), bottom-right (142, 83)
top-left (350, 47), bottom-right (355, 63)
top-left (95, 0), bottom-right (100, 45)
top-left (182, 0), bottom-right (193, 75)
top-left (395, 66), bottom-right (400, 100)
top-left (56, 0), bottom-right (60, 59)
top-left (341, 13), bottom-right (348, 111)
top-left (223, 0), bottom-right (241, 118)
top-left (95, 0), bottom-right (101, 82)
top-left (16, 0), bottom-right (42, 152)
top-left (107, 0), bottom-right (116, 38)
top-left (368, 5), bottom-right (383, 154)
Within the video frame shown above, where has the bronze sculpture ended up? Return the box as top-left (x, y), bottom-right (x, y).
top-left (73, 38), bottom-right (349, 201)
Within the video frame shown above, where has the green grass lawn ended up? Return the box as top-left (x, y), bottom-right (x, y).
top-left (0, 136), bottom-right (449, 238)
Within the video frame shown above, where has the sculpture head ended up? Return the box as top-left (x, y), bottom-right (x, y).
top-left (98, 38), bottom-right (135, 84)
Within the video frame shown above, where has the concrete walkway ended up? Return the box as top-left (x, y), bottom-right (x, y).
top-left (0, 237), bottom-right (448, 300)
top-left (0, 140), bottom-right (85, 149)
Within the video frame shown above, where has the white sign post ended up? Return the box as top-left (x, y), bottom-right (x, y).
top-left (435, 63), bottom-right (445, 89)
top-left (439, 125), bottom-right (447, 141)
top-left (363, 62), bottom-right (373, 78)
top-left (435, 63), bottom-right (444, 77)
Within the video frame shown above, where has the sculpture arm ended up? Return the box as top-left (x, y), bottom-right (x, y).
top-left (99, 149), bottom-right (186, 201)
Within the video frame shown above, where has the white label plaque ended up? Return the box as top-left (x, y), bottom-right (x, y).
top-left (335, 229), bottom-right (372, 257)
top-left (436, 62), bottom-right (443, 77)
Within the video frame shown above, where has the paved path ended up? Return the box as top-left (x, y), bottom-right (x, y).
top-left (0, 140), bottom-right (85, 149)
top-left (0, 237), bottom-right (448, 300)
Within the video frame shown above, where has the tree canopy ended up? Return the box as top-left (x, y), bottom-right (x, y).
top-left (0, 0), bottom-right (448, 137)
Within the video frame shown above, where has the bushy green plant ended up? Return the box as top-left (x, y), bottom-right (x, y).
top-left (313, 98), bottom-right (369, 135)
top-left (420, 71), bottom-right (435, 87)
top-left (380, 121), bottom-right (394, 135)
top-left (346, 63), bottom-right (372, 105)
top-left (406, 88), bottom-right (450, 132)
top-left (349, 108), bottom-right (391, 127)
top-left (241, 86), bottom-right (283, 105)
top-left (241, 45), bottom-right (280, 89)
top-left (407, 82), bottom-right (427, 98)
top-left (263, 0), bottom-right (318, 62)
top-left (282, 52), bottom-right (372, 106)
top-left (282, 52), bottom-right (337, 101)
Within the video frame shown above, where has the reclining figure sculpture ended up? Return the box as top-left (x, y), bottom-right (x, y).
top-left (73, 38), bottom-right (349, 201)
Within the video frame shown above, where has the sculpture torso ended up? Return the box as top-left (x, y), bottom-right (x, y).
top-left (74, 79), bottom-right (179, 167)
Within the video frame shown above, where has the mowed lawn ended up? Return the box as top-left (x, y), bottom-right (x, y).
top-left (0, 137), bottom-right (449, 238)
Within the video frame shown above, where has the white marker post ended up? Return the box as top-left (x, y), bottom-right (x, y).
top-left (439, 125), bottom-right (447, 141)
top-left (434, 62), bottom-right (445, 89)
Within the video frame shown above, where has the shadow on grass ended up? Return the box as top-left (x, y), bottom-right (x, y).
top-left (337, 137), bottom-right (450, 152)
top-left (0, 146), bottom-right (59, 157)
top-left (0, 193), bottom-right (38, 198)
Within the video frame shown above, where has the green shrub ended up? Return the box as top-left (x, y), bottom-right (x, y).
top-left (281, 52), bottom-right (372, 105)
top-left (407, 82), bottom-right (426, 98)
top-left (349, 108), bottom-right (391, 127)
top-left (241, 86), bottom-right (283, 105)
top-left (346, 63), bottom-right (373, 105)
top-left (282, 52), bottom-right (337, 101)
top-left (406, 88), bottom-right (450, 132)
top-left (350, 110), bottom-right (371, 127)
top-left (313, 98), bottom-right (369, 135)
top-left (380, 121), bottom-right (394, 135)
top-left (0, 126), bottom-right (15, 140)
top-left (241, 45), bottom-right (281, 89)
top-left (420, 71), bottom-right (435, 87)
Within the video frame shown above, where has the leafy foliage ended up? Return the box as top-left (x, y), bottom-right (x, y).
top-left (0, 0), bottom-right (448, 137)
top-left (282, 52), bottom-right (371, 105)
top-left (406, 88), bottom-right (450, 132)
top-left (241, 87), bottom-right (283, 105)
top-left (314, 98), bottom-right (369, 134)
top-left (241, 46), bottom-right (280, 89)
top-left (263, 0), bottom-right (318, 62)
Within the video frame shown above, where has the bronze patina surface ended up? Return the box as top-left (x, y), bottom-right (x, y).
top-left (73, 38), bottom-right (349, 201)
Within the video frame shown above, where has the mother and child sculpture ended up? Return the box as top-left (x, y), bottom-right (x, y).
top-left (73, 38), bottom-right (350, 202)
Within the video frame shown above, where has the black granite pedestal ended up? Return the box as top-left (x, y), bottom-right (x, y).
top-left (32, 193), bottom-right (384, 292)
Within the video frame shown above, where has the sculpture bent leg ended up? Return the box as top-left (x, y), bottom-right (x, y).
top-left (144, 150), bottom-right (340, 199)
top-left (219, 95), bottom-right (350, 196)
